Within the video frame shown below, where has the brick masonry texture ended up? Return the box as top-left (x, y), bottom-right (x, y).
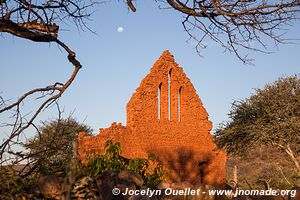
top-left (78, 50), bottom-right (226, 186)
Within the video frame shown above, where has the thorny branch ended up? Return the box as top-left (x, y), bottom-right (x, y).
top-left (128, 0), bottom-right (300, 64)
top-left (0, 0), bottom-right (95, 163)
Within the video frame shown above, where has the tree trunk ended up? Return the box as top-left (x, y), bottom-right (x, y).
top-left (233, 165), bottom-right (238, 189)
top-left (284, 143), bottom-right (300, 174)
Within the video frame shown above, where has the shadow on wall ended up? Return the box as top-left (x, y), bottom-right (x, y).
top-left (150, 147), bottom-right (214, 185)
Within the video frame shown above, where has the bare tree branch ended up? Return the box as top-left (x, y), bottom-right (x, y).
top-left (0, 0), bottom-right (95, 164)
top-left (127, 0), bottom-right (136, 12)
top-left (128, 0), bottom-right (300, 64)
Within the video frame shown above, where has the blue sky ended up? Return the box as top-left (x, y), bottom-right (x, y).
top-left (1, 1), bottom-right (300, 138)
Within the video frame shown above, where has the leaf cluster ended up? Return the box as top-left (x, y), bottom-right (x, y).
top-left (82, 140), bottom-right (168, 187)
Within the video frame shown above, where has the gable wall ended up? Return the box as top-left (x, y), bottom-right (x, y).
top-left (78, 51), bottom-right (226, 186)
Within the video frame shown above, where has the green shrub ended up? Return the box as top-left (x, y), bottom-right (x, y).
top-left (82, 140), bottom-right (168, 187)
top-left (83, 140), bottom-right (125, 176)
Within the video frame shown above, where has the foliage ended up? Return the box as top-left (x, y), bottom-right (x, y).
top-left (24, 117), bottom-right (92, 175)
top-left (84, 140), bottom-right (125, 176)
top-left (0, 166), bottom-right (25, 196)
top-left (216, 75), bottom-right (300, 175)
top-left (0, 165), bottom-right (39, 199)
top-left (127, 153), bottom-right (169, 187)
top-left (83, 140), bottom-right (168, 187)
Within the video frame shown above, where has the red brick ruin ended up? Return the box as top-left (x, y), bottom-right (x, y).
top-left (78, 50), bottom-right (226, 186)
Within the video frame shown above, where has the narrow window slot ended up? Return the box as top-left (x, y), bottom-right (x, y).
top-left (168, 69), bottom-right (172, 121)
top-left (178, 86), bottom-right (182, 121)
top-left (158, 83), bottom-right (162, 120)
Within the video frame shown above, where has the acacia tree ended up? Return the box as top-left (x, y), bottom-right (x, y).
top-left (1, 0), bottom-right (300, 164)
top-left (23, 118), bottom-right (92, 175)
top-left (215, 75), bottom-right (300, 174)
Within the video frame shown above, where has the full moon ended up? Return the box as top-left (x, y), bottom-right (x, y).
top-left (117, 26), bottom-right (124, 33)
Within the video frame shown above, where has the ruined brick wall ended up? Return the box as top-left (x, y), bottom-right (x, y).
top-left (78, 123), bottom-right (130, 163)
top-left (78, 50), bottom-right (226, 186)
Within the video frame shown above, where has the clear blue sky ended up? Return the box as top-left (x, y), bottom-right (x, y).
top-left (1, 1), bottom-right (300, 138)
